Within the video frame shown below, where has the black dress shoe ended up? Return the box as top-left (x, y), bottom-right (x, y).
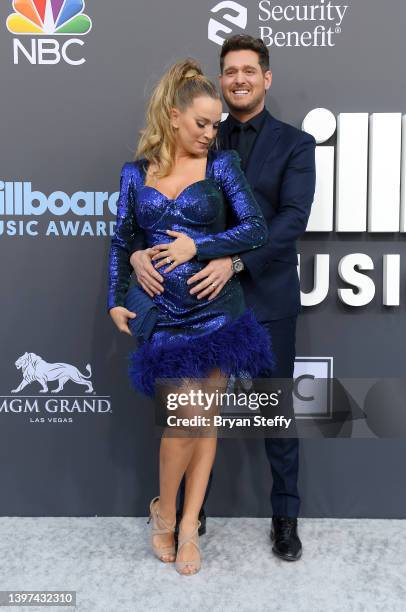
top-left (270, 516), bottom-right (302, 561)
top-left (174, 508), bottom-right (206, 542)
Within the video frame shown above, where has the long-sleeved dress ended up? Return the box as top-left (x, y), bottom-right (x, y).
top-left (107, 149), bottom-right (274, 397)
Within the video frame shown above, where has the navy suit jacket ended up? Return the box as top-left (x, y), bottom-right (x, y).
top-left (219, 110), bottom-right (316, 321)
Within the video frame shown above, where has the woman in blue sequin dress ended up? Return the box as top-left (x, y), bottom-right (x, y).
top-left (107, 59), bottom-right (273, 575)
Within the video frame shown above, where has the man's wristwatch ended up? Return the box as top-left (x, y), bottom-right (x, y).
top-left (231, 254), bottom-right (245, 274)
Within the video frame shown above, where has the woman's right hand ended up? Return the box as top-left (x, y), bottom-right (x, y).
top-left (109, 306), bottom-right (136, 336)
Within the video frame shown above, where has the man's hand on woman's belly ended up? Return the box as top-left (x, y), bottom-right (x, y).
top-left (187, 256), bottom-right (234, 301)
top-left (129, 248), bottom-right (164, 297)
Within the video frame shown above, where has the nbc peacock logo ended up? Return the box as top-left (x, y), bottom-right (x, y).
top-left (6, 0), bottom-right (92, 35)
top-left (6, 0), bottom-right (92, 65)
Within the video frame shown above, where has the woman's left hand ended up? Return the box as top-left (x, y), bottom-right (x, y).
top-left (150, 230), bottom-right (197, 272)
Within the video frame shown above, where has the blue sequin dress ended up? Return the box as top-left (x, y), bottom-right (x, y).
top-left (107, 149), bottom-right (274, 397)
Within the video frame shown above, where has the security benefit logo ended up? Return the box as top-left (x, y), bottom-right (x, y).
top-left (6, 0), bottom-right (92, 65)
top-left (1, 351), bottom-right (112, 424)
top-left (208, 1), bottom-right (247, 46)
top-left (208, 0), bottom-right (349, 47)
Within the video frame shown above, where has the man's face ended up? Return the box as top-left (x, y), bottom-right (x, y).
top-left (219, 49), bottom-right (272, 116)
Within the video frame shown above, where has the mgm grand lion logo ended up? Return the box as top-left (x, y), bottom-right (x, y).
top-left (11, 352), bottom-right (94, 394)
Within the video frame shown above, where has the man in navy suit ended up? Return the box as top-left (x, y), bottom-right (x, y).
top-left (129, 35), bottom-right (315, 561)
top-left (210, 34), bottom-right (316, 560)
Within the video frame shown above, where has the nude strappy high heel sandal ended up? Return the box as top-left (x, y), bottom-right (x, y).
top-left (175, 520), bottom-right (202, 575)
top-left (147, 496), bottom-right (176, 563)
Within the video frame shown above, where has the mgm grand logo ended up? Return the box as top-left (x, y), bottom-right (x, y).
top-left (1, 352), bottom-right (112, 423)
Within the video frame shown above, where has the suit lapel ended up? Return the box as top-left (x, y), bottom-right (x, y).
top-left (219, 110), bottom-right (282, 188)
top-left (244, 111), bottom-right (281, 185)
top-left (219, 110), bottom-right (282, 185)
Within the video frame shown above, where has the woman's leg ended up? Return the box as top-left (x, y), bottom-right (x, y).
top-left (175, 437), bottom-right (218, 572)
top-left (176, 367), bottom-right (228, 574)
top-left (152, 435), bottom-right (196, 562)
top-left (151, 367), bottom-right (227, 569)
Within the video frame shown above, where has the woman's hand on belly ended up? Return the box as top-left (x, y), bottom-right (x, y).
top-left (150, 229), bottom-right (197, 273)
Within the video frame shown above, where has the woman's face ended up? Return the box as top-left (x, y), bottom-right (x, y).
top-left (170, 96), bottom-right (223, 156)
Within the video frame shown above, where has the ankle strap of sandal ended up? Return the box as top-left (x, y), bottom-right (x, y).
top-left (178, 521), bottom-right (201, 550)
top-left (149, 497), bottom-right (175, 534)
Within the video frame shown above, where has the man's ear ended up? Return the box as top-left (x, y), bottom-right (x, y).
top-left (264, 70), bottom-right (273, 91)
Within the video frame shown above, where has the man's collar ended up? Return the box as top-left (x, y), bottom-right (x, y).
top-left (227, 106), bottom-right (268, 132)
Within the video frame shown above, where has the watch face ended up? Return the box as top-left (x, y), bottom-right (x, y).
top-left (234, 260), bottom-right (244, 272)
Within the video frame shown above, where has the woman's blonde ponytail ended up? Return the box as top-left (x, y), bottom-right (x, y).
top-left (135, 59), bottom-right (220, 177)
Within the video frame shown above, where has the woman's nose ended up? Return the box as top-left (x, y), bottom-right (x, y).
top-left (204, 127), bottom-right (215, 140)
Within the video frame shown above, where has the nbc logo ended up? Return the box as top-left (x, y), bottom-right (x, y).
top-left (6, 0), bottom-right (92, 65)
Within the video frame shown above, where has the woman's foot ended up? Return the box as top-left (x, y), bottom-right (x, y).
top-left (175, 517), bottom-right (201, 575)
top-left (148, 497), bottom-right (176, 563)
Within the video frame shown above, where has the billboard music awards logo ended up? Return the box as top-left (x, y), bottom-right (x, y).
top-left (0, 352), bottom-right (112, 424)
top-left (0, 177), bottom-right (119, 237)
top-left (208, 0), bottom-right (348, 47)
top-left (6, 0), bottom-right (92, 65)
top-left (299, 108), bottom-right (406, 308)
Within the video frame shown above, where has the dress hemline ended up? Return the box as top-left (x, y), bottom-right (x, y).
top-left (127, 308), bottom-right (275, 398)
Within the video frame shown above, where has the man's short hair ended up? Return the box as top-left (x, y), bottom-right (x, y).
top-left (220, 35), bottom-right (270, 73)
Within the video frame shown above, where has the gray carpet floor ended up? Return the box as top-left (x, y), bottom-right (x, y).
top-left (0, 517), bottom-right (404, 612)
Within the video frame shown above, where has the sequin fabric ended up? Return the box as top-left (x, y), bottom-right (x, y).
top-left (107, 149), bottom-right (274, 397)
